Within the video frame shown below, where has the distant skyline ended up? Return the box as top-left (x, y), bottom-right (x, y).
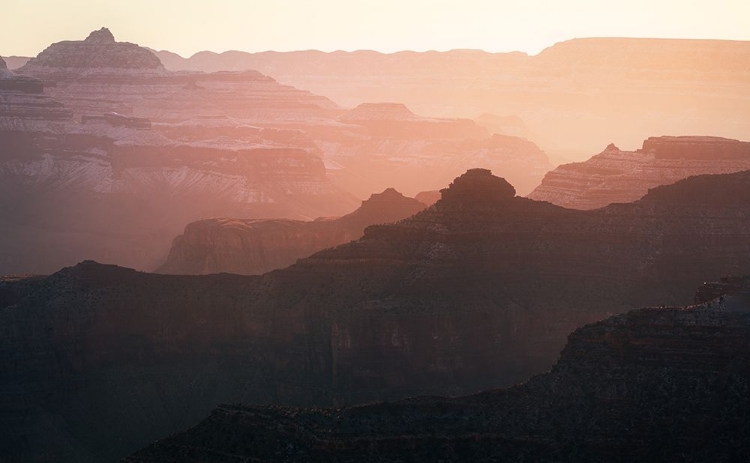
top-left (3, 0), bottom-right (750, 57)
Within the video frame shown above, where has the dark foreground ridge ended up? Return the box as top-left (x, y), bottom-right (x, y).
top-left (125, 283), bottom-right (750, 462)
top-left (3, 169), bottom-right (750, 462)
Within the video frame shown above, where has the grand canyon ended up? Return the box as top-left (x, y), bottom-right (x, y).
top-left (2, 2), bottom-right (750, 462)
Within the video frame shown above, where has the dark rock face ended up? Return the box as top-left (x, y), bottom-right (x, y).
top-left (157, 188), bottom-right (426, 275)
top-left (124, 293), bottom-right (750, 463)
top-left (3, 169), bottom-right (750, 462)
top-left (528, 136), bottom-right (750, 209)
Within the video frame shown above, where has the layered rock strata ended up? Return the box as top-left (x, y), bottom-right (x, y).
top-left (151, 38), bottom-right (750, 154)
top-left (528, 136), bottom-right (750, 209)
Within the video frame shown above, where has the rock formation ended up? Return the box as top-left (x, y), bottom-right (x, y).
top-left (528, 136), bottom-right (750, 209)
top-left (150, 38), bottom-right (750, 155)
top-left (2, 169), bottom-right (750, 462)
top-left (158, 188), bottom-right (426, 275)
top-left (318, 104), bottom-right (552, 197)
top-left (15, 30), bottom-right (553, 200)
top-left (19, 28), bottom-right (165, 78)
top-left (125, 288), bottom-right (750, 462)
top-left (2, 31), bottom-right (364, 274)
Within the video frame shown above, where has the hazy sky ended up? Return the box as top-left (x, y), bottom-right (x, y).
top-left (3, 0), bottom-right (749, 57)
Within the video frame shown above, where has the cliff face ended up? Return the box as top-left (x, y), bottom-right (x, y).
top-left (2, 32), bottom-right (361, 275)
top-left (318, 105), bottom-right (552, 197)
top-left (125, 291), bottom-right (750, 463)
top-left (158, 188), bottom-right (426, 275)
top-left (152, 38), bottom-right (750, 154)
top-left (16, 30), bottom-right (554, 200)
top-left (2, 169), bottom-right (750, 462)
top-left (528, 136), bottom-right (750, 209)
top-left (0, 105), bottom-right (356, 275)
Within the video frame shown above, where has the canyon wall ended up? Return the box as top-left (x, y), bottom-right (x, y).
top-left (528, 136), bottom-right (750, 209)
top-left (2, 168), bottom-right (750, 461)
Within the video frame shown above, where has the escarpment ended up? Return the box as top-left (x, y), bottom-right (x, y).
top-left (528, 136), bottom-right (750, 209)
top-left (125, 288), bottom-right (750, 462)
top-left (158, 188), bottom-right (426, 275)
top-left (2, 168), bottom-right (750, 462)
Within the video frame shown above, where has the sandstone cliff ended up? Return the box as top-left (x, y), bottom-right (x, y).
top-left (125, 288), bottom-right (750, 462)
top-left (2, 169), bottom-right (750, 461)
top-left (528, 136), bottom-right (750, 209)
top-left (157, 188), bottom-right (426, 275)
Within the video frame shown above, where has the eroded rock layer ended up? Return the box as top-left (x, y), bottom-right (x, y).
top-left (158, 188), bottom-right (426, 275)
top-left (528, 136), bottom-right (750, 209)
top-left (125, 290), bottom-right (750, 462)
top-left (2, 169), bottom-right (750, 461)
top-left (152, 38), bottom-right (750, 154)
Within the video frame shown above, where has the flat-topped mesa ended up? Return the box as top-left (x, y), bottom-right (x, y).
top-left (528, 135), bottom-right (750, 209)
top-left (438, 168), bottom-right (516, 207)
top-left (341, 102), bottom-right (421, 121)
top-left (641, 135), bottom-right (750, 160)
top-left (158, 187), bottom-right (424, 275)
top-left (19, 27), bottom-right (165, 77)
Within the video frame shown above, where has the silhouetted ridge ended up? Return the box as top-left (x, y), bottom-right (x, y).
top-left (438, 168), bottom-right (516, 206)
top-left (124, 284), bottom-right (750, 462)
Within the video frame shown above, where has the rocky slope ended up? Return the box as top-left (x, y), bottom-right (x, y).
top-left (152, 38), bottom-right (750, 155)
top-left (528, 136), bottom-right (750, 209)
top-left (2, 169), bottom-right (750, 462)
top-left (125, 287), bottom-right (750, 462)
top-left (158, 188), bottom-right (426, 275)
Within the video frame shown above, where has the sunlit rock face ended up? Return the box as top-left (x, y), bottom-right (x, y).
top-left (0, 32), bottom-right (360, 275)
top-left (152, 38), bottom-right (750, 154)
top-left (124, 288), bottom-right (750, 463)
top-left (528, 136), bottom-right (750, 209)
top-left (2, 169), bottom-right (750, 462)
top-left (315, 103), bottom-right (552, 197)
top-left (16, 31), bottom-right (553, 201)
top-left (157, 187), bottom-right (426, 275)
top-left (0, 56), bottom-right (356, 274)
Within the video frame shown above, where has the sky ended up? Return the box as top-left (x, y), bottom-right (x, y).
top-left (3, 0), bottom-right (749, 57)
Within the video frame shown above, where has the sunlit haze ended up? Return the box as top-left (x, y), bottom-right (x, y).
top-left (3, 0), bottom-right (750, 57)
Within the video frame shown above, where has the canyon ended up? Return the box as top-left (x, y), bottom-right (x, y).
top-left (158, 188), bottom-right (426, 275)
top-left (2, 168), bottom-right (750, 462)
top-left (529, 136), bottom-right (750, 209)
top-left (146, 38), bottom-right (750, 157)
top-left (0, 51), bottom-right (356, 274)
top-left (125, 282), bottom-right (750, 462)
top-left (1, 30), bottom-right (555, 274)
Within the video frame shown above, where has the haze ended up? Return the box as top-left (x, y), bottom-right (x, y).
top-left (3, 0), bottom-right (750, 57)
